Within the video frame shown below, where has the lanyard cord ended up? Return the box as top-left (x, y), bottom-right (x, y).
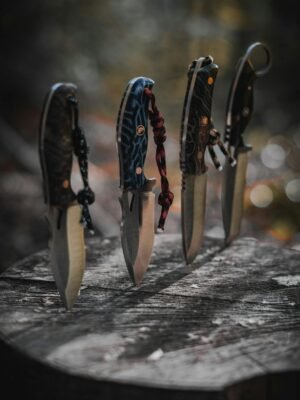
top-left (144, 87), bottom-right (174, 230)
top-left (68, 96), bottom-right (95, 233)
top-left (208, 126), bottom-right (236, 170)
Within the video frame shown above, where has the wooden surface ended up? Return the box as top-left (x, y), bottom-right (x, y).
top-left (0, 234), bottom-right (300, 400)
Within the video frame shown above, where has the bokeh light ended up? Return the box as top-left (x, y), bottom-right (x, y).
top-left (0, 0), bottom-right (300, 271)
top-left (269, 220), bottom-right (297, 242)
top-left (285, 179), bottom-right (300, 202)
top-left (250, 184), bottom-right (273, 208)
top-left (260, 143), bottom-right (286, 169)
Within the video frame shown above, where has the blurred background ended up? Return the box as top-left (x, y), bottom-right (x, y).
top-left (0, 0), bottom-right (299, 272)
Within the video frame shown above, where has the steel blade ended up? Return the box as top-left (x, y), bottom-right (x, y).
top-left (120, 189), bottom-right (155, 285)
top-left (181, 173), bottom-right (207, 265)
top-left (48, 204), bottom-right (85, 309)
top-left (222, 149), bottom-right (249, 245)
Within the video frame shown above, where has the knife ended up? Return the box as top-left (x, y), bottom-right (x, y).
top-left (180, 56), bottom-right (218, 264)
top-left (180, 56), bottom-right (235, 264)
top-left (116, 77), bottom-right (156, 285)
top-left (39, 82), bottom-right (94, 309)
top-left (222, 42), bottom-right (272, 245)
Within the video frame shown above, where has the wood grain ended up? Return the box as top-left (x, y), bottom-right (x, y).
top-left (0, 234), bottom-right (299, 399)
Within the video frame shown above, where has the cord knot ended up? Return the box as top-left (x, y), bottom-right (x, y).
top-left (77, 187), bottom-right (95, 206)
top-left (158, 190), bottom-right (174, 208)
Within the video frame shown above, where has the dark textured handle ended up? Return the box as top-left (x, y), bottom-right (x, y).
top-left (224, 59), bottom-right (256, 148)
top-left (225, 42), bottom-right (272, 149)
top-left (117, 77), bottom-right (154, 190)
top-left (180, 57), bottom-right (218, 175)
top-left (39, 83), bottom-right (77, 207)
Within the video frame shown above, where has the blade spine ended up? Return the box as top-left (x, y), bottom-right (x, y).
top-left (222, 161), bottom-right (236, 239)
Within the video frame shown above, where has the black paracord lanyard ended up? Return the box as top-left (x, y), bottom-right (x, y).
top-left (68, 96), bottom-right (95, 233)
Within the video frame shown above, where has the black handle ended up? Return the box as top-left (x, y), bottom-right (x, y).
top-left (224, 42), bottom-right (272, 149)
top-left (180, 56), bottom-right (218, 175)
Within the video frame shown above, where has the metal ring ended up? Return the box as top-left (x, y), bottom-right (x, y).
top-left (244, 42), bottom-right (272, 77)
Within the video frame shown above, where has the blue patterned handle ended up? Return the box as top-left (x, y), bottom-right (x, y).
top-left (117, 77), bottom-right (154, 190)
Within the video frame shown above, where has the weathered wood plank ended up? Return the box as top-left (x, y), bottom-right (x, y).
top-left (0, 234), bottom-right (299, 399)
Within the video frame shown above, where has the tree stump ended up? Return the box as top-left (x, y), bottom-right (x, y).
top-left (0, 234), bottom-right (299, 400)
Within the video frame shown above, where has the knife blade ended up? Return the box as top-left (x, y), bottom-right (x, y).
top-left (47, 204), bottom-right (85, 309)
top-left (180, 56), bottom-right (219, 264)
top-left (117, 77), bottom-right (156, 285)
top-left (222, 42), bottom-right (272, 245)
top-left (39, 83), bottom-right (93, 309)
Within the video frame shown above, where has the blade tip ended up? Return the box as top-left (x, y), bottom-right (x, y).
top-left (183, 251), bottom-right (196, 265)
top-left (183, 240), bottom-right (202, 265)
top-left (224, 239), bottom-right (231, 248)
top-left (185, 257), bottom-right (194, 265)
top-left (224, 232), bottom-right (238, 247)
top-left (126, 266), bottom-right (143, 287)
top-left (132, 272), bottom-right (144, 287)
top-left (63, 293), bottom-right (78, 311)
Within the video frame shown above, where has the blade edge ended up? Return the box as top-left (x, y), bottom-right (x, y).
top-left (65, 204), bottom-right (85, 309)
top-left (132, 191), bottom-right (155, 285)
top-left (48, 204), bottom-right (85, 310)
top-left (182, 173), bottom-right (207, 264)
top-left (222, 150), bottom-right (248, 245)
top-left (120, 190), bottom-right (155, 285)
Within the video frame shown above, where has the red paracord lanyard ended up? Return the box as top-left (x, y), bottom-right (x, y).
top-left (144, 87), bottom-right (174, 230)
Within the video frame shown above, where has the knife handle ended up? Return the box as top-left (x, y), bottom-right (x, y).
top-left (117, 77), bottom-right (154, 190)
top-left (39, 83), bottom-right (78, 207)
top-left (225, 42), bottom-right (272, 148)
top-left (180, 56), bottom-right (218, 175)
